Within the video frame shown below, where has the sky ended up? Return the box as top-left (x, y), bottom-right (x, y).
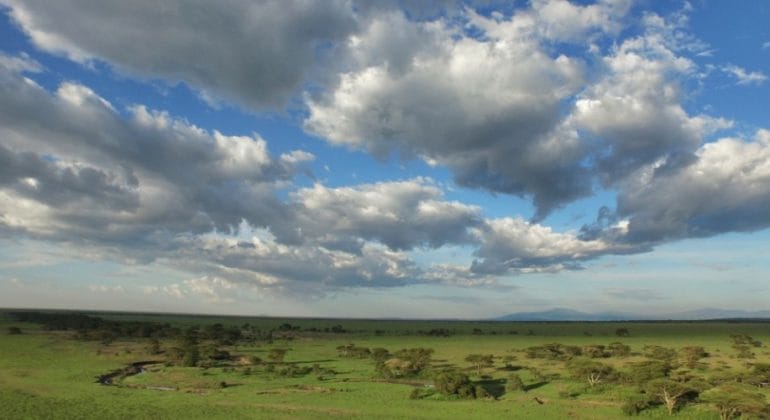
top-left (0, 0), bottom-right (769, 319)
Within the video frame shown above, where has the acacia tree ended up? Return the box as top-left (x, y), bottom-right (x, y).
top-left (607, 342), bottom-right (630, 357)
top-left (433, 370), bottom-right (476, 398)
top-left (679, 346), bottom-right (708, 369)
top-left (745, 363), bottom-right (770, 387)
top-left (378, 348), bottom-right (434, 378)
top-left (643, 345), bottom-right (678, 363)
top-left (567, 358), bottom-right (615, 387)
top-left (268, 348), bottom-right (288, 363)
top-left (626, 360), bottom-right (671, 385)
top-left (701, 383), bottom-right (768, 420)
top-left (506, 373), bottom-right (525, 392)
top-left (730, 334), bottom-right (762, 359)
top-left (644, 378), bottom-right (704, 415)
top-left (465, 354), bottom-right (494, 375)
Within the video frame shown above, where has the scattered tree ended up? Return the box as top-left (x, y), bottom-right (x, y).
top-left (465, 354), bottom-right (494, 375)
top-left (643, 345), bottom-right (678, 363)
top-left (608, 342), bottom-right (631, 357)
top-left (567, 358), bottom-right (615, 387)
top-left (731, 334), bottom-right (762, 359)
top-left (182, 346), bottom-right (200, 367)
top-left (506, 374), bottom-right (525, 392)
top-left (581, 345), bottom-right (608, 358)
top-left (745, 363), bottom-right (770, 388)
top-left (525, 343), bottom-right (581, 360)
top-left (625, 360), bottom-right (671, 385)
top-left (679, 346), bottom-right (708, 369)
top-left (643, 378), bottom-right (703, 415)
top-left (701, 383), bottom-right (769, 420)
top-left (433, 370), bottom-right (476, 398)
top-left (621, 394), bottom-right (653, 416)
top-left (268, 348), bottom-right (288, 364)
top-left (615, 328), bottom-right (630, 337)
top-left (377, 348), bottom-right (433, 378)
top-left (370, 347), bottom-right (390, 362)
top-left (145, 338), bottom-right (162, 355)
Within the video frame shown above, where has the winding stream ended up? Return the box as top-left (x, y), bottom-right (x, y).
top-left (96, 360), bottom-right (163, 386)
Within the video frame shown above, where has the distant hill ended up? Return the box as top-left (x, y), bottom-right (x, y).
top-left (495, 307), bottom-right (770, 321)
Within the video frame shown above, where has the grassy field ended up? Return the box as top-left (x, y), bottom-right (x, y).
top-left (1, 311), bottom-right (769, 419)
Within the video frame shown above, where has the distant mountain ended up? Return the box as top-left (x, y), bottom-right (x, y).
top-left (495, 308), bottom-right (637, 321)
top-left (666, 308), bottom-right (770, 320)
top-left (495, 307), bottom-right (770, 321)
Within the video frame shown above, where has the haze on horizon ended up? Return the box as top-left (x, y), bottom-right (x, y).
top-left (0, 0), bottom-right (769, 319)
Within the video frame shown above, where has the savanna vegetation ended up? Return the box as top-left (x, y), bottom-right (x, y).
top-left (1, 310), bottom-right (769, 419)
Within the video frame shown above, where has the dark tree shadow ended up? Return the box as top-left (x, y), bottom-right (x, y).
top-left (474, 378), bottom-right (507, 399)
top-left (497, 365), bottom-right (524, 372)
top-left (285, 359), bottom-right (336, 364)
top-left (524, 381), bottom-right (549, 392)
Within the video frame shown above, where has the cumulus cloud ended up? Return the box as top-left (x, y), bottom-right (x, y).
top-left (306, 8), bottom-right (600, 218)
top-left (0, 55), bottom-right (307, 250)
top-left (470, 217), bottom-right (628, 274)
top-left (572, 18), bottom-right (730, 184)
top-left (0, 55), bottom-right (626, 290)
top-left (530, 0), bottom-right (632, 42)
top-left (1, 0), bottom-right (358, 109)
top-left (0, 56), bottom-right (483, 292)
top-left (281, 179), bottom-right (481, 251)
top-left (613, 130), bottom-right (770, 243)
top-left (2, 2), bottom-right (770, 299)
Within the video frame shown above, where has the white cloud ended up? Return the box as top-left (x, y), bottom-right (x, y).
top-left (89, 284), bottom-right (126, 293)
top-left (530, 0), bottom-right (632, 42)
top-left (721, 64), bottom-right (767, 86)
top-left (572, 25), bottom-right (731, 182)
top-left (0, 56), bottom-right (309, 246)
top-left (306, 9), bottom-right (594, 217)
top-left (282, 179), bottom-right (480, 251)
top-left (611, 130), bottom-right (770, 243)
top-left (470, 217), bottom-right (627, 274)
top-left (2, 2), bottom-right (770, 301)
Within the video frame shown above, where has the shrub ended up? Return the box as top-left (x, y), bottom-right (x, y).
top-left (475, 384), bottom-right (491, 399)
top-left (434, 370), bottom-right (476, 399)
top-left (608, 342), bottom-right (631, 357)
top-left (506, 374), bottom-right (525, 392)
top-left (182, 347), bottom-right (200, 367)
top-left (409, 387), bottom-right (436, 400)
top-left (621, 394), bottom-right (653, 416)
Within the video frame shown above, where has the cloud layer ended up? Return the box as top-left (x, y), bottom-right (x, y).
top-left (2, 0), bottom-right (358, 109)
top-left (1, 1), bottom-right (769, 299)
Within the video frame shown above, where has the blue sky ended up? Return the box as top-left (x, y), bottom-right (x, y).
top-left (0, 0), bottom-right (768, 318)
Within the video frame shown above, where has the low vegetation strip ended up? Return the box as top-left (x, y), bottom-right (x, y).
top-left (1, 310), bottom-right (769, 419)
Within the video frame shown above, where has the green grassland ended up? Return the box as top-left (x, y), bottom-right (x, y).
top-left (1, 311), bottom-right (769, 419)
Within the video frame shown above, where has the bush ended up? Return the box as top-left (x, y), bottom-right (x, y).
top-left (621, 394), bottom-right (652, 416)
top-left (409, 387), bottom-right (436, 400)
top-left (182, 347), bottom-right (200, 367)
top-left (608, 342), bottom-right (631, 357)
top-left (434, 370), bottom-right (476, 399)
top-left (475, 384), bottom-right (491, 399)
top-left (506, 374), bottom-right (525, 392)
top-left (7, 327), bottom-right (22, 335)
